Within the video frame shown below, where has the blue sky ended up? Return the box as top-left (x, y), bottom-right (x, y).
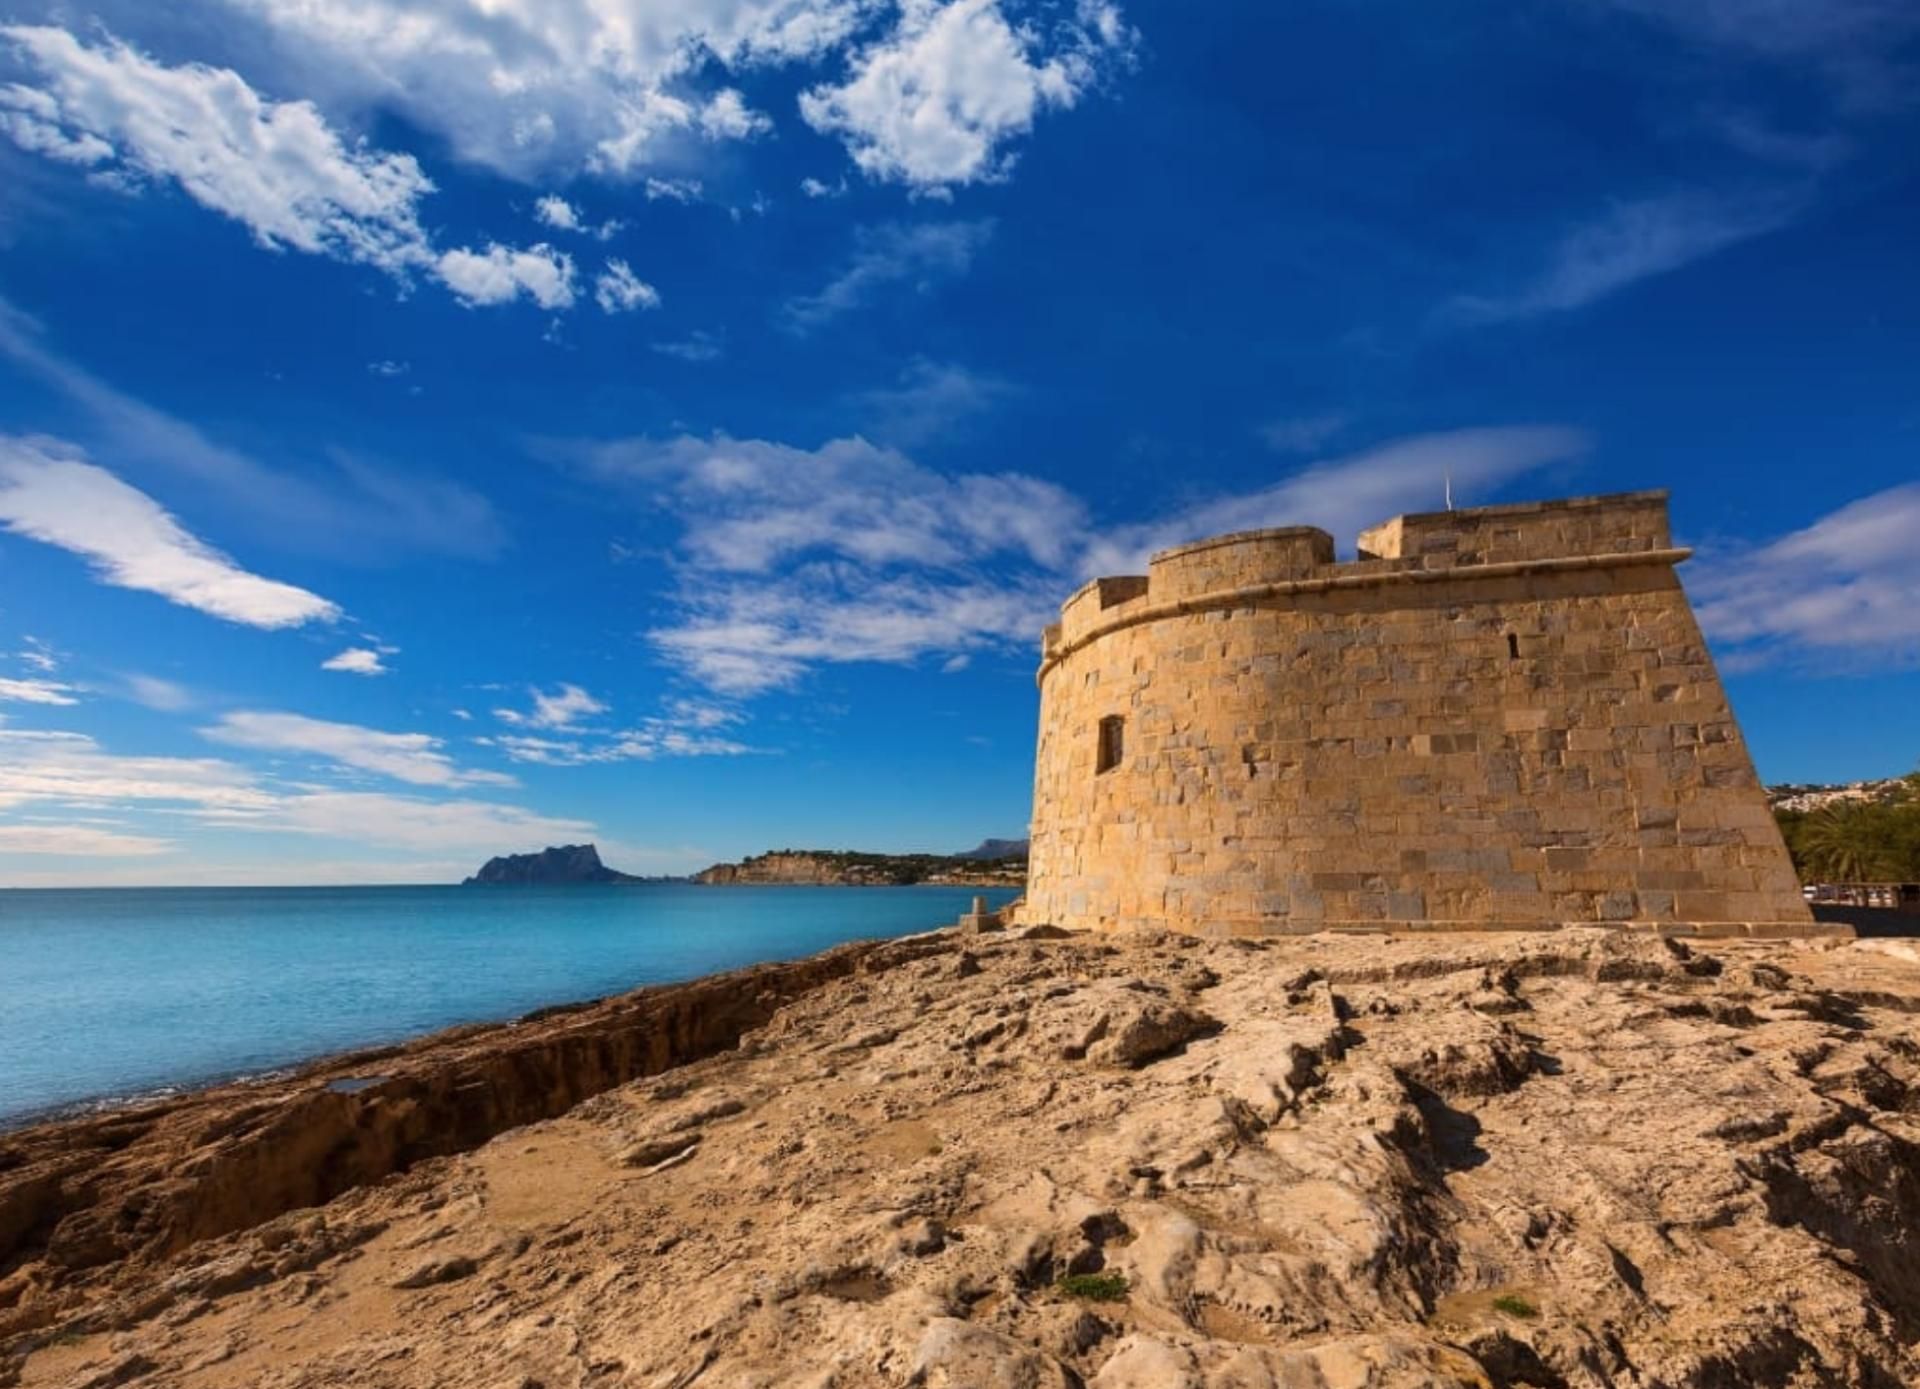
top-left (0, 0), bottom-right (1916, 885)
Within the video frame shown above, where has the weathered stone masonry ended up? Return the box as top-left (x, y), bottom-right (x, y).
top-left (1024, 491), bottom-right (1825, 937)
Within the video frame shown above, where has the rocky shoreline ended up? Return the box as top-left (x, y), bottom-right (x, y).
top-left (6, 924), bottom-right (1920, 1386)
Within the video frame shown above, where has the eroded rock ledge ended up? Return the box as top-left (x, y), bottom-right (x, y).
top-left (8, 927), bottom-right (1920, 1388)
top-left (0, 935), bottom-right (940, 1343)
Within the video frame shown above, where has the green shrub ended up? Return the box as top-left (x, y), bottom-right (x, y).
top-left (1056, 1272), bottom-right (1129, 1302)
top-left (1491, 1293), bottom-right (1539, 1319)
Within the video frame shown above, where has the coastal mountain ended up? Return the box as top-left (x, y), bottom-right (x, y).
top-left (953, 837), bottom-right (1030, 861)
top-left (694, 848), bottom-right (1024, 886)
top-left (462, 844), bottom-right (643, 886)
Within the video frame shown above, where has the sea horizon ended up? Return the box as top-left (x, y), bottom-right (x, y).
top-left (0, 882), bottom-right (1021, 1128)
top-left (0, 879), bottom-right (1008, 892)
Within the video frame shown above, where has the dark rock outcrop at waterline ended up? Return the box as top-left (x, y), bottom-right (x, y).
top-left (462, 843), bottom-right (640, 885)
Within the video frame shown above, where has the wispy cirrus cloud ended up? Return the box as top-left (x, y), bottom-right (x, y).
top-left (0, 298), bottom-right (505, 563)
top-left (0, 435), bottom-right (341, 628)
top-left (254, 792), bottom-right (595, 855)
top-left (0, 728), bottom-right (599, 871)
top-left (124, 674), bottom-right (194, 712)
top-left (853, 359), bottom-right (1020, 447)
top-left (0, 728), bottom-right (273, 813)
top-left (482, 725), bottom-right (754, 766)
top-left (481, 689), bottom-right (754, 762)
top-left (201, 711), bottom-right (514, 787)
top-left (782, 220), bottom-right (994, 332)
top-left (558, 431), bottom-right (1088, 575)
top-left (1080, 427), bottom-right (1592, 575)
top-left (1448, 191), bottom-right (1800, 324)
top-left (493, 684), bottom-right (609, 731)
top-left (557, 424), bottom-right (1591, 694)
top-left (0, 676), bottom-right (79, 705)
top-left (1592, 0), bottom-right (1920, 111)
top-left (17, 635), bottom-right (58, 672)
top-left (1259, 413), bottom-right (1349, 455)
top-left (0, 823), bottom-right (174, 856)
top-left (1692, 481), bottom-right (1920, 670)
top-left (650, 330), bottom-right (725, 363)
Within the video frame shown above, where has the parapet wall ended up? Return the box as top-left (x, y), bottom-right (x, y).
top-left (1356, 490), bottom-right (1673, 565)
top-left (1025, 491), bottom-right (1822, 938)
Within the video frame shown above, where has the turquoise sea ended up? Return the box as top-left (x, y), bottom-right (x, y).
top-left (0, 883), bottom-right (1020, 1127)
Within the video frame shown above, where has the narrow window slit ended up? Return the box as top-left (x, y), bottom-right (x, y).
top-left (1096, 715), bottom-right (1125, 775)
top-left (1506, 633), bottom-right (1520, 660)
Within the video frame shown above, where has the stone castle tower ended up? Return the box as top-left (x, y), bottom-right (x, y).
top-left (1024, 491), bottom-right (1821, 937)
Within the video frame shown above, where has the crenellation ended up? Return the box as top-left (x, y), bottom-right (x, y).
top-left (1024, 490), bottom-right (1821, 938)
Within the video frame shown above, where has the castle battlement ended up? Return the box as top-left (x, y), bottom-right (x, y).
top-left (1023, 490), bottom-right (1828, 940)
top-left (1045, 492), bottom-right (1684, 670)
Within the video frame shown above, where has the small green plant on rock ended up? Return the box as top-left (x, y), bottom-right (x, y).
top-left (1492, 1293), bottom-right (1539, 1320)
top-left (1056, 1272), bottom-right (1129, 1302)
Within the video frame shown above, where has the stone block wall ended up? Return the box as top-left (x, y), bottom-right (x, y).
top-left (1024, 491), bottom-right (1818, 937)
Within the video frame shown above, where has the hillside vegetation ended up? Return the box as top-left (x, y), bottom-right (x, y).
top-left (1774, 772), bottom-right (1920, 882)
top-left (695, 848), bottom-right (1026, 886)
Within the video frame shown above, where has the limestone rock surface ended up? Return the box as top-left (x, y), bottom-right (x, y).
top-left (6, 926), bottom-right (1920, 1388)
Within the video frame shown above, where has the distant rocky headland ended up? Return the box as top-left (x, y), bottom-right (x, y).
top-left (462, 841), bottom-right (1028, 888)
top-left (462, 843), bottom-right (647, 886)
top-left (695, 844), bottom-right (1026, 887)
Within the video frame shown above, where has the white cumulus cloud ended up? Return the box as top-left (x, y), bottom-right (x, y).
top-left (437, 243), bottom-right (577, 310)
top-left (534, 194), bottom-right (584, 231)
top-left (321, 647), bottom-right (389, 676)
top-left (799, 0), bottom-right (1134, 191)
top-left (0, 27), bottom-right (592, 312)
top-left (595, 259), bottom-right (662, 313)
top-left (221, 0), bottom-right (868, 179)
top-left (0, 435), bottom-right (341, 628)
top-left (5, 3), bottom-right (1138, 237)
top-left (0, 25), bottom-right (434, 271)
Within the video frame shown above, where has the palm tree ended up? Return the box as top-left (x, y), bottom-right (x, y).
top-left (1799, 805), bottom-right (1896, 884)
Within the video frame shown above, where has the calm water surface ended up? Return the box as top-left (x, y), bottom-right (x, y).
top-left (0, 883), bottom-right (1019, 1125)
